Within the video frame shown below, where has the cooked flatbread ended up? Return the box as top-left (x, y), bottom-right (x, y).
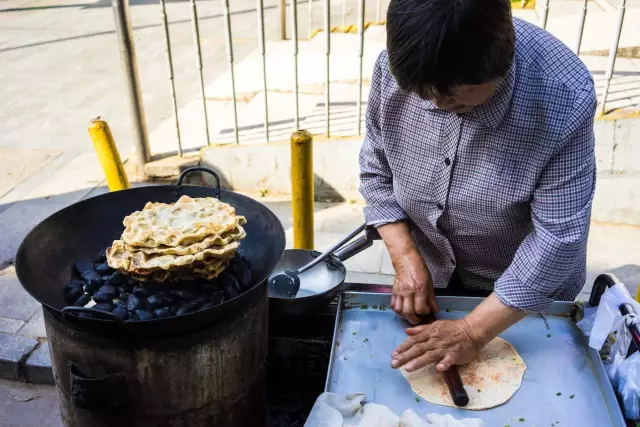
top-left (131, 257), bottom-right (232, 283)
top-left (126, 225), bottom-right (246, 256)
top-left (106, 240), bottom-right (239, 273)
top-left (401, 337), bottom-right (526, 410)
top-left (121, 195), bottom-right (247, 248)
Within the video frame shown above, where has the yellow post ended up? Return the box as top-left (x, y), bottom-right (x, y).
top-left (290, 129), bottom-right (314, 249)
top-left (635, 284), bottom-right (640, 303)
top-left (88, 118), bottom-right (131, 192)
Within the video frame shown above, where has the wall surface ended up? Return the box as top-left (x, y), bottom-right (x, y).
top-left (200, 116), bottom-right (640, 225)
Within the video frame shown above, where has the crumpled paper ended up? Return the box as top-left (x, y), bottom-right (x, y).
top-left (304, 392), bottom-right (485, 427)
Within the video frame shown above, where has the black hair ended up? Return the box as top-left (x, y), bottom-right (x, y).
top-left (386, 0), bottom-right (515, 95)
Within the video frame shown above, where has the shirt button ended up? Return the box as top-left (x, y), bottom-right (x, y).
top-left (444, 158), bottom-right (451, 166)
top-left (450, 258), bottom-right (456, 266)
top-left (437, 203), bottom-right (444, 211)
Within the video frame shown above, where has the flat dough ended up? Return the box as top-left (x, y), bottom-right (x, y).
top-left (121, 195), bottom-right (246, 248)
top-left (401, 337), bottom-right (526, 410)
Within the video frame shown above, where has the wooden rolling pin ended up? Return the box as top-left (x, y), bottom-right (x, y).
top-left (422, 313), bottom-right (470, 407)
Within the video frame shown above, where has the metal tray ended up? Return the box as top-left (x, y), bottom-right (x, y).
top-left (325, 292), bottom-right (626, 427)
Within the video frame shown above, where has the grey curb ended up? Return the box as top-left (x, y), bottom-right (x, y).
top-left (0, 333), bottom-right (52, 384)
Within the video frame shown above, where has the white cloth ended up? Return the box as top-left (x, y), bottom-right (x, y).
top-left (305, 393), bottom-right (485, 427)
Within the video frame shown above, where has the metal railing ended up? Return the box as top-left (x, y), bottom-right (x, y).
top-left (111, 0), bottom-right (633, 159)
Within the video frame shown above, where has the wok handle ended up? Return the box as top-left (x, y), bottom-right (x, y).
top-left (70, 364), bottom-right (129, 411)
top-left (333, 225), bottom-right (380, 262)
top-left (61, 307), bottom-right (125, 324)
top-left (422, 313), bottom-right (469, 407)
top-left (175, 167), bottom-right (221, 196)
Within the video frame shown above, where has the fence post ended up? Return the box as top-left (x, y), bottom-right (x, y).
top-left (324, 0), bottom-right (331, 136)
top-left (356, 0), bottom-right (365, 135)
top-left (290, 130), bottom-right (314, 250)
top-left (159, 0), bottom-right (182, 157)
top-left (598, 0), bottom-right (627, 116)
top-left (291, 0), bottom-right (300, 129)
top-left (111, 0), bottom-right (151, 175)
top-left (88, 118), bottom-right (131, 192)
top-left (574, 0), bottom-right (588, 54)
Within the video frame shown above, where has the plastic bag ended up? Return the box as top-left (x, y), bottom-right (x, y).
top-left (305, 393), bottom-right (485, 427)
top-left (617, 351), bottom-right (640, 420)
top-left (576, 283), bottom-right (640, 351)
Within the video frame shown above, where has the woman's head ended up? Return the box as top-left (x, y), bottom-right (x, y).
top-left (386, 0), bottom-right (515, 112)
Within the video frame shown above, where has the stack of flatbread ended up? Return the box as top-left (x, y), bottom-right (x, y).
top-left (106, 195), bottom-right (247, 283)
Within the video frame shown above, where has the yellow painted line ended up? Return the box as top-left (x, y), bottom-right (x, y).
top-left (308, 20), bottom-right (384, 39)
top-left (596, 111), bottom-right (640, 121)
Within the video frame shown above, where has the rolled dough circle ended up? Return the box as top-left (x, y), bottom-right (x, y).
top-left (401, 337), bottom-right (527, 410)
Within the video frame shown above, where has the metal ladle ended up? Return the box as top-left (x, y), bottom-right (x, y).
top-left (269, 223), bottom-right (367, 298)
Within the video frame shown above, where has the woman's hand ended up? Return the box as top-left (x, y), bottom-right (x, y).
top-left (391, 319), bottom-right (479, 372)
top-left (378, 222), bottom-right (438, 324)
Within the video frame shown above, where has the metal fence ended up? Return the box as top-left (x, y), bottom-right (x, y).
top-left (111, 0), bottom-right (632, 163)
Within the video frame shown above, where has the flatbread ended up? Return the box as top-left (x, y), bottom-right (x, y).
top-left (121, 195), bottom-right (246, 248)
top-left (401, 337), bottom-right (526, 410)
top-left (125, 225), bottom-right (246, 256)
top-left (106, 240), bottom-right (239, 273)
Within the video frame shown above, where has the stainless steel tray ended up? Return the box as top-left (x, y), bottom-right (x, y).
top-left (325, 292), bottom-right (626, 427)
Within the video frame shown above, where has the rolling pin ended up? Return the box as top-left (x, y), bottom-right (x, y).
top-left (422, 312), bottom-right (470, 407)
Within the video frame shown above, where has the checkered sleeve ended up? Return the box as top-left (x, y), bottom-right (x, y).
top-left (494, 84), bottom-right (597, 312)
top-left (358, 53), bottom-right (408, 226)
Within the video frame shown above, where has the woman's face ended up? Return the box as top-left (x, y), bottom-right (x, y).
top-left (417, 81), bottom-right (499, 113)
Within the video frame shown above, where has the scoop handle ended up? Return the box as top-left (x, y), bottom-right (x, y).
top-left (297, 223), bottom-right (366, 274)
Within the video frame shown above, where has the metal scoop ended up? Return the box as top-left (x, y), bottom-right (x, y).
top-left (269, 223), bottom-right (367, 298)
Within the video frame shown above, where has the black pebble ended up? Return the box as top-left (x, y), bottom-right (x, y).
top-left (191, 297), bottom-right (207, 307)
top-left (210, 291), bottom-right (224, 305)
top-left (146, 295), bottom-right (165, 310)
top-left (101, 275), bottom-right (113, 284)
top-left (128, 312), bottom-right (139, 321)
top-left (127, 294), bottom-right (142, 311)
top-left (117, 286), bottom-right (125, 295)
top-left (92, 292), bottom-right (112, 304)
top-left (199, 302), bottom-right (216, 311)
top-left (96, 249), bottom-right (107, 263)
top-left (153, 308), bottom-right (171, 318)
top-left (135, 310), bottom-right (154, 321)
top-left (119, 292), bottom-right (130, 301)
top-left (95, 263), bottom-right (112, 274)
top-left (65, 280), bottom-right (84, 292)
top-left (112, 306), bottom-right (129, 320)
top-left (220, 273), bottom-right (242, 294)
top-left (66, 286), bottom-right (84, 303)
top-left (133, 287), bottom-right (149, 298)
top-left (223, 284), bottom-right (240, 300)
top-left (232, 262), bottom-right (252, 289)
top-left (97, 285), bottom-right (117, 298)
top-left (176, 304), bottom-right (196, 316)
top-left (171, 290), bottom-right (195, 301)
top-left (94, 302), bottom-right (114, 312)
top-left (114, 299), bottom-right (127, 308)
top-left (83, 281), bottom-right (101, 296)
top-left (74, 294), bottom-right (91, 307)
top-left (110, 272), bottom-right (127, 287)
top-left (74, 260), bottom-right (94, 275)
top-left (81, 270), bottom-right (102, 285)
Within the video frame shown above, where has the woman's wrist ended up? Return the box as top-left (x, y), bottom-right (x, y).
top-left (377, 221), bottom-right (420, 260)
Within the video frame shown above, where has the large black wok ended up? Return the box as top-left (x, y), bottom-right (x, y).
top-left (15, 168), bottom-right (285, 338)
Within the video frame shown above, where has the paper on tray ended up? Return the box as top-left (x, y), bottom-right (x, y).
top-left (304, 392), bottom-right (485, 427)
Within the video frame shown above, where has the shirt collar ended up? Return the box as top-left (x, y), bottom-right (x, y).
top-left (421, 60), bottom-right (516, 129)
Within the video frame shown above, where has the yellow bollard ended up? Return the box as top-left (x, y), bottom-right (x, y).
top-left (88, 118), bottom-right (131, 192)
top-left (290, 130), bottom-right (314, 250)
top-left (635, 284), bottom-right (640, 303)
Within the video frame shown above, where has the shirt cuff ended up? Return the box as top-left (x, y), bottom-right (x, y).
top-left (363, 202), bottom-right (408, 227)
top-left (494, 269), bottom-right (555, 312)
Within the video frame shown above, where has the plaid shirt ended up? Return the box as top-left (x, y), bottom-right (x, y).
top-left (359, 18), bottom-right (597, 312)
